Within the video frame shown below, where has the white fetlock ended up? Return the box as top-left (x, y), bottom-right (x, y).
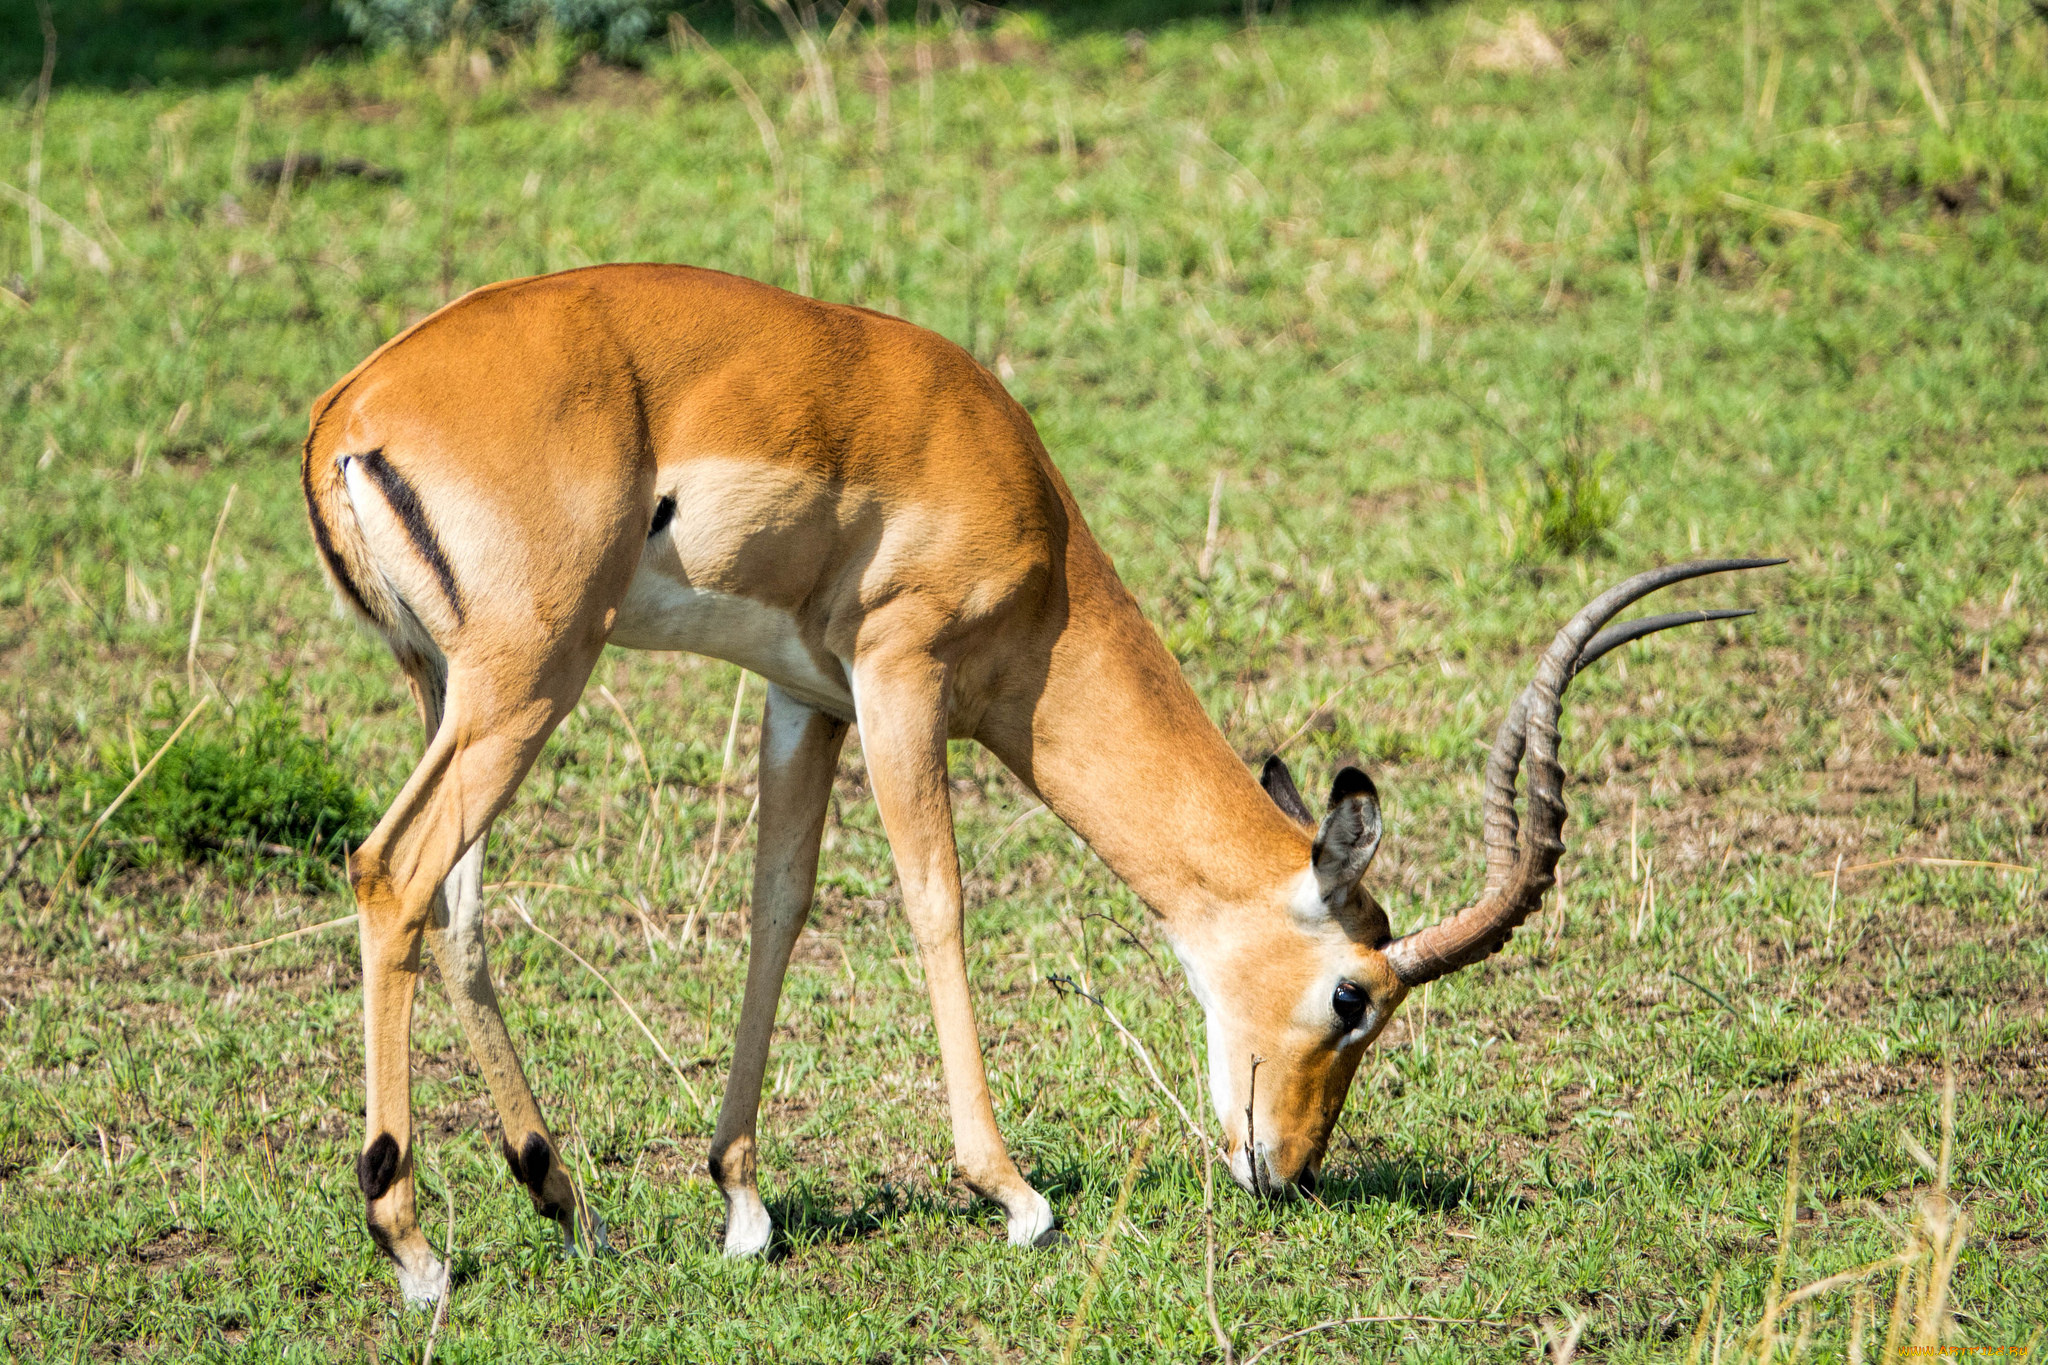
top-left (721, 1187), bottom-right (774, 1258)
top-left (396, 1254), bottom-right (449, 1308)
top-left (1005, 1189), bottom-right (1059, 1249)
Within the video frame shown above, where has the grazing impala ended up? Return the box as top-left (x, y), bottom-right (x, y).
top-left (301, 262), bottom-right (1774, 1302)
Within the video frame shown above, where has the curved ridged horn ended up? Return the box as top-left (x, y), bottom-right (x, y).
top-left (1388, 558), bottom-right (1784, 988)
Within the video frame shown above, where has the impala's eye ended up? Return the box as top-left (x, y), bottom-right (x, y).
top-left (1332, 980), bottom-right (1370, 1030)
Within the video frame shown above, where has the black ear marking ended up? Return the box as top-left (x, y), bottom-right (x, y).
top-left (357, 1132), bottom-right (401, 1204)
top-left (649, 494), bottom-right (676, 538)
top-left (1327, 766), bottom-right (1377, 807)
top-left (1260, 755), bottom-right (1314, 826)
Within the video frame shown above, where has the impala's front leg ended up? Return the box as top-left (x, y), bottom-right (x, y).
top-left (853, 651), bottom-right (1058, 1248)
top-left (710, 685), bottom-right (847, 1256)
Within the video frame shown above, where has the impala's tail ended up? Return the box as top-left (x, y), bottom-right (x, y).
top-left (301, 420), bottom-right (459, 680)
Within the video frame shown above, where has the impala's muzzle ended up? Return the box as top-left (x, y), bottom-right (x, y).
top-left (1228, 1139), bottom-right (1325, 1198)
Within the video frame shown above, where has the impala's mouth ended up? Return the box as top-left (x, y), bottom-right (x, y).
top-left (1228, 1142), bottom-right (1317, 1199)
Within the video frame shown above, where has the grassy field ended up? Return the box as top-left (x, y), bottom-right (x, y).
top-left (4, 0), bottom-right (2047, 1358)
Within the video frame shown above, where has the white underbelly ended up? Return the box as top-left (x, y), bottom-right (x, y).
top-left (610, 568), bottom-right (854, 717)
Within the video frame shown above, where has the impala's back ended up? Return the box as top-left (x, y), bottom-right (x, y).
top-left (304, 263), bottom-right (1067, 722)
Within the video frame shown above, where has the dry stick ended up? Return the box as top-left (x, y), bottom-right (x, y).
top-left (963, 802), bottom-right (1046, 885)
top-left (1825, 851), bottom-right (1845, 948)
top-left (671, 17), bottom-right (788, 253)
top-left (179, 913), bottom-right (357, 961)
top-left (0, 824), bottom-right (47, 892)
top-left (1197, 471), bottom-right (1224, 579)
top-left (507, 896), bottom-right (704, 1110)
top-left (595, 682), bottom-right (664, 877)
top-left (1241, 1315), bottom-right (1507, 1365)
top-left (1753, 1112), bottom-right (1802, 1357)
top-left (688, 797), bottom-right (760, 935)
top-left (1057, 1133), bottom-right (1152, 1365)
top-left (421, 1152), bottom-right (455, 1364)
top-left (693, 672), bottom-right (750, 900)
top-left (28, 0), bottom-right (55, 277)
top-left (186, 484), bottom-right (238, 694)
top-left (1201, 1145), bottom-right (1234, 1364)
top-left (1870, 0), bottom-right (1953, 131)
top-left (760, 0), bottom-right (841, 134)
top-left (1047, 976), bottom-right (1219, 1158)
top-left (489, 879), bottom-right (670, 946)
top-left (1823, 855), bottom-right (2036, 877)
top-left (1243, 1055), bottom-right (1263, 1195)
top-left (55, 696), bottom-right (211, 896)
top-left (0, 182), bottom-right (111, 272)
top-left (595, 684), bottom-right (660, 820)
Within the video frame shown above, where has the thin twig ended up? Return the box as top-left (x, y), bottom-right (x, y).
top-left (963, 802), bottom-right (1046, 884)
top-left (1058, 1133), bottom-right (1152, 1365)
top-left (595, 684), bottom-right (661, 822)
top-left (421, 1151), bottom-right (454, 1363)
top-left (487, 879), bottom-right (668, 944)
top-left (0, 824), bottom-right (47, 892)
top-left (1821, 855), bottom-right (2036, 877)
top-left (1197, 471), bottom-right (1224, 579)
top-left (179, 913), bottom-right (357, 961)
top-left (187, 484), bottom-right (238, 694)
top-left (0, 182), bottom-right (112, 272)
top-left (28, 0), bottom-right (55, 277)
top-left (1242, 1314), bottom-right (1507, 1365)
top-left (507, 895), bottom-right (704, 1109)
top-left (693, 672), bottom-right (750, 899)
top-left (56, 697), bottom-right (211, 895)
top-left (1202, 1142), bottom-right (1233, 1364)
top-left (1047, 975), bottom-right (1220, 1158)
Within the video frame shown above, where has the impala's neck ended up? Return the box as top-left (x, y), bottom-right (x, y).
top-left (981, 533), bottom-right (1311, 934)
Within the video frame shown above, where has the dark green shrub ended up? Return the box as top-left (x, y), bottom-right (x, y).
top-left (338, 0), bottom-right (655, 56)
top-left (81, 680), bottom-right (373, 886)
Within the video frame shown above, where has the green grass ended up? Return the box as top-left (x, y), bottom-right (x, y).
top-left (4, 1), bottom-right (2047, 1359)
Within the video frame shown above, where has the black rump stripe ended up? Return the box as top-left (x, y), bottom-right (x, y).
top-left (351, 448), bottom-right (466, 625)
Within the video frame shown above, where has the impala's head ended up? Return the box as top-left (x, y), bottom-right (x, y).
top-left (1177, 558), bottom-right (1784, 1197)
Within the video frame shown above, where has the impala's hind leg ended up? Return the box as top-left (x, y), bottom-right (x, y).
top-left (428, 823), bottom-right (608, 1256)
top-left (354, 652), bottom-right (600, 1305)
top-left (709, 685), bottom-right (848, 1256)
top-left (407, 668), bottom-right (605, 1256)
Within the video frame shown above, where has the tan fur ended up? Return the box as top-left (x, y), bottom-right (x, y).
top-left (305, 265), bottom-right (1410, 1294)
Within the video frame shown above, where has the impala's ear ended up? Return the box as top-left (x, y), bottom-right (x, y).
top-left (1260, 755), bottom-right (1315, 828)
top-left (1313, 767), bottom-right (1382, 897)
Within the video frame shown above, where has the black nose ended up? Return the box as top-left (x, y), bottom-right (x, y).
top-left (1295, 1167), bottom-right (1320, 1196)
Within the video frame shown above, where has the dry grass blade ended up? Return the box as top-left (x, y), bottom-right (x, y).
top-left (179, 913), bottom-right (357, 961)
top-left (187, 484), bottom-right (238, 694)
top-left (506, 895), bottom-right (704, 1110)
top-left (0, 182), bottom-right (112, 273)
top-left (1718, 191), bottom-right (1844, 240)
top-left (55, 696), bottom-right (211, 895)
top-left (669, 16), bottom-right (788, 247)
top-left (1058, 1133), bottom-right (1151, 1365)
top-left (693, 671), bottom-right (749, 900)
top-left (422, 1151), bottom-right (455, 1363)
top-left (1197, 470), bottom-right (1224, 579)
top-left (1823, 855), bottom-right (2036, 878)
top-left (1242, 1314), bottom-right (1507, 1365)
top-left (759, 0), bottom-right (840, 134)
top-left (595, 684), bottom-right (661, 821)
top-left (1869, 0), bottom-right (1952, 131)
top-left (1, 823), bottom-right (47, 891)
